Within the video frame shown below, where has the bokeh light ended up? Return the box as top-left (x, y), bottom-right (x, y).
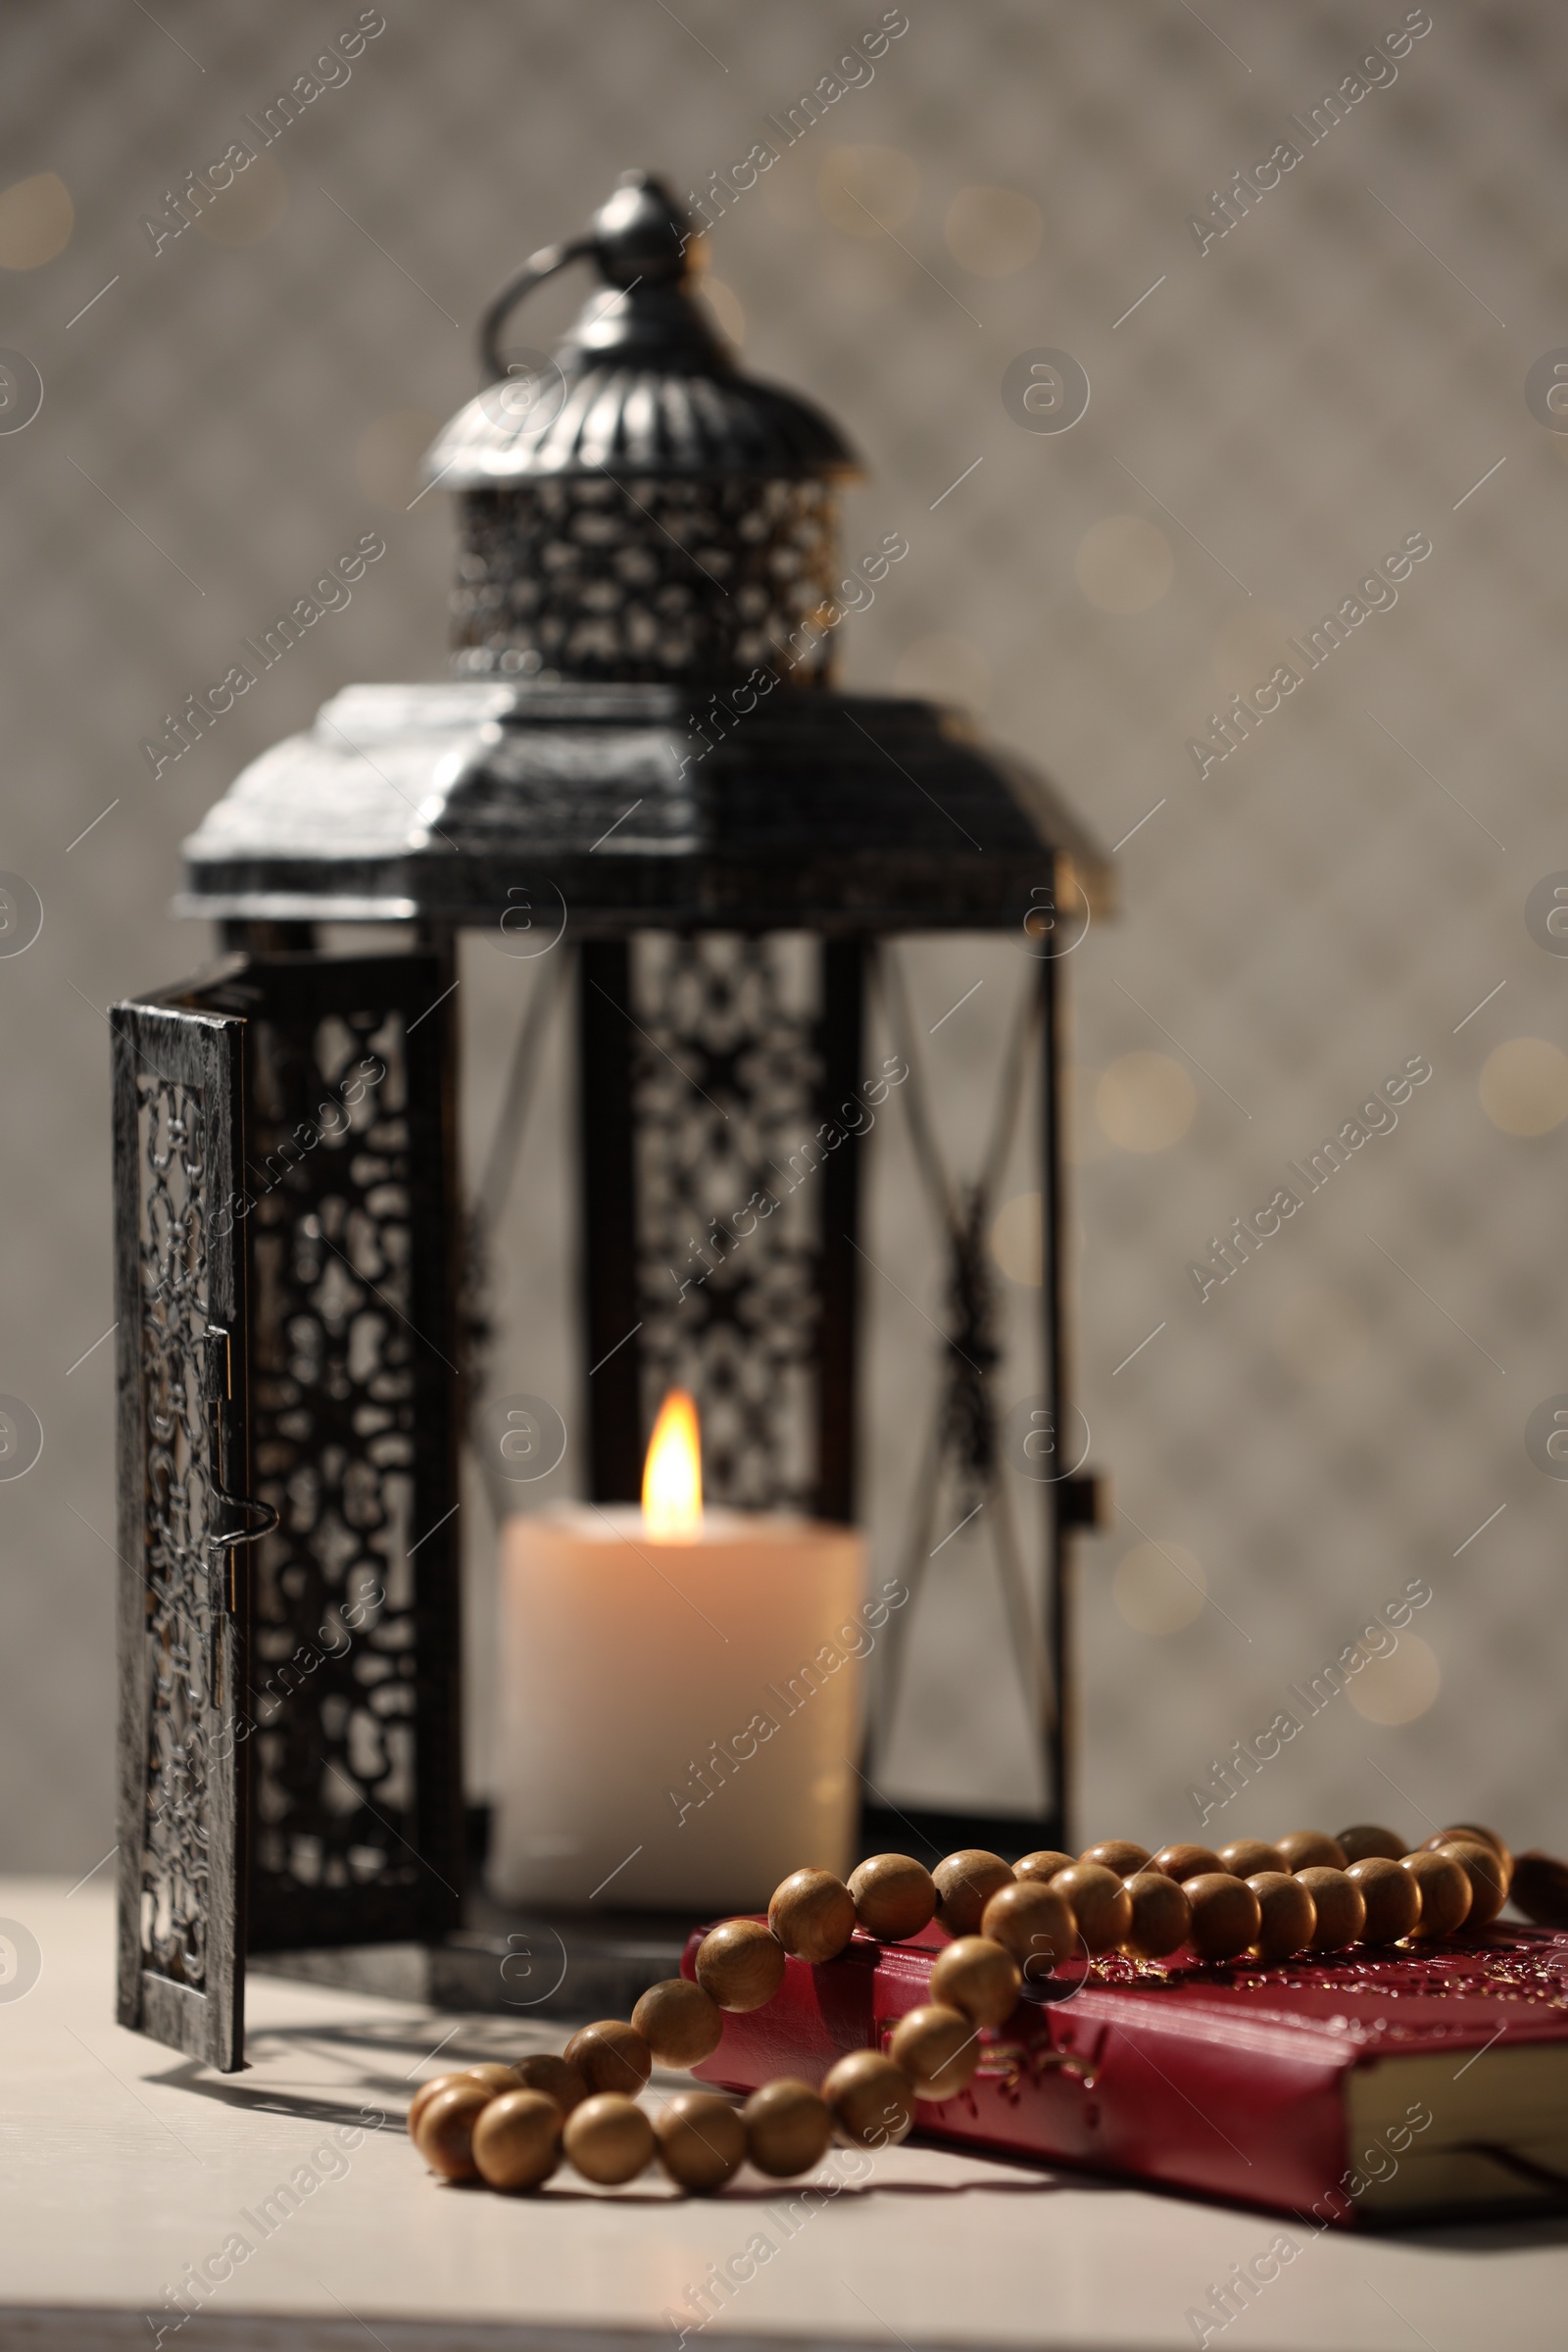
top-left (1346, 1633), bottom-right (1441, 1725)
top-left (0, 173), bottom-right (73, 269)
top-left (1114, 1543), bottom-right (1206, 1635)
top-left (1096, 1052), bottom-right (1196, 1152)
top-left (1479, 1038), bottom-right (1568, 1136)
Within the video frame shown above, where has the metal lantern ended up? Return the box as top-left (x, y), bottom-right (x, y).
top-left (112, 172), bottom-right (1112, 2071)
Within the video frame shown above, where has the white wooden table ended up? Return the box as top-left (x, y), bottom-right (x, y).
top-left (1, 1879), bottom-right (1562, 2350)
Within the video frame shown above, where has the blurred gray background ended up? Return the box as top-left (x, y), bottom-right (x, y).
top-left (3, 0), bottom-right (1566, 1875)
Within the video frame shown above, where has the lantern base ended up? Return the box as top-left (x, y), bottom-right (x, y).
top-left (251, 1886), bottom-right (692, 2022)
top-left (857, 1804), bottom-right (1068, 1869)
top-left (250, 1805), bottom-right (1070, 2018)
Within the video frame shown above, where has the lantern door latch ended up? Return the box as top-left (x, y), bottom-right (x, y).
top-left (1060, 1471), bottom-right (1110, 1532)
top-left (202, 1325), bottom-right (278, 1597)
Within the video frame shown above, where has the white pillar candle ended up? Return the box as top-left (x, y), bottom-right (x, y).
top-left (489, 1503), bottom-right (874, 1911)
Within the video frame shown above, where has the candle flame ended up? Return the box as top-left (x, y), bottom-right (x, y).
top-left (642, 1389), bottom-right (703, 1542)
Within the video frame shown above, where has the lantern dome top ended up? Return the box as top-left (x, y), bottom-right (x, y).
top-left (179, 169), bottom-right (1113, 937)
top-left (422, 171), bottom-right (860, 487)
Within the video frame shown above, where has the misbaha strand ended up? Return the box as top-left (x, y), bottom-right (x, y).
top-left (407, 1820), bottom-right (1556, 2196)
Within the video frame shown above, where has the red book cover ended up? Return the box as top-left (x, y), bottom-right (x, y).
top-left (684, 1920), bottom-right (1568, 2224)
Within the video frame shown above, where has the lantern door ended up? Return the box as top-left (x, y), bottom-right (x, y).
top-left (113, 997), bottom-right (255, 2072)
top-left (113, 952), bottom-right (464, 2073)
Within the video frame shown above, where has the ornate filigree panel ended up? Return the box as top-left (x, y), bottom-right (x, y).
top-left (452, 478), bottom-right (839, 688)
top-left (116, 998), bottom-right (245, 2069)
top-left (115, 963), bottom-right (458, 2055)
top-left (244, 1005), bottom-right (423, 1916)
top-left (629, 935), bottom-right (825, 1509)
top-left (135, 1077), bottom-right (217, 1989)
top-left (215, 951), bottom-right (462, 1954)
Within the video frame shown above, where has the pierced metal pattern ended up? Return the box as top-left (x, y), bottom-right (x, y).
top-left (630, 935), bottom-right (825, 1509)
top-left (451, 478), bottom-right (839, 688)
top-left (116, 999), bottom-right (246, 2070)
top-left (243, 1003), bottom-right (431, 1930)
top-left (136, 1078), bottom-right (217, 1989)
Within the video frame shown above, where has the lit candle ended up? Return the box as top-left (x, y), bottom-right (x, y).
top-left (490, 1392), bottom-right (875, 1911)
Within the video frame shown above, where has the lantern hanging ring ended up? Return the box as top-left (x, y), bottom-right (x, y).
top-left (477, 240), bottom-right (593, 384)
top-left (477, 171), bottom-right (699, 385)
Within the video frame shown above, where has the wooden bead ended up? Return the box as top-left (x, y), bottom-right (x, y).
top-left (1151, 1843), bottom-right (1221, 1884)
top-left (1295, 1867), bottom-right (1366, 1950)
top-left (743, 2079), bottom-right (832, 2179)
top-left (928, 1935), bottom-right (1021, 2028)
top-left (932, 1850), bottom-right (1014, 1936)
top-left (1436, 1839), bottom-right (1507, 1929)
top-left (1248, 1872), bottom-right (1316, 1962)
top-left (472, 2089), bottom-right (561, 2192)
top-left (1337, 1823), bottom-right (1408, 1865)
top-left (822, 2050), bottom-right (915, 2148)
top-left (888, 2003), bottom-right (981, 2099)
top-left (849, 1853), bottom-right (937, 1941)
top-left (1080, 1839), bottom-right (1150, 1876)
top-left (980, 1880), bottom-right (1076, 1980)
top-left (768, 1869), bottom-right (857, 1962)
top-left (408, 2071), bottom-right (467, 2145)
top-left (1401, 1848), bottom-right (1471, 1939)
top-left (1348, 1855), bottom-right (1421, 1944)
top-left (654, 2092), bottom-right (746, 2192)
top-left (694, 1919), bottom-right (786, 2013)
top-left (1276, 1830), bottom-right (1348, 1873)
top-left (1050, 1864), bottom-right (1132, 1955)
top-left (1013, 1849), bottom-right (1075, 1886)
top-left (414, 2081), bottom-right (494, 2181)
top-left (1511, 1849), bottom-right (1568, 1929)
top-left (631, 1979), bottom-right (723, 2069)
top-left (564, 2019), bottom-right (653, 2097)
top-left (464, 2063), bottom-right (524, 2096)
top-left (511, 2052), bottom-right (589, 2115)
top-left (1425, 1825), bottom-right (1513, 1890)
top-left (1185, 1872), bottom-right (1262, 1962)
top-left (1122, 1870), bottom-right (1192, 1959)
top-left (409, 2063), bottom-right (514, 2144)
top-left (1218, 1838), bottom-right (1285, 1879)
top-left (563, 2092), bottom-right (656, 2184)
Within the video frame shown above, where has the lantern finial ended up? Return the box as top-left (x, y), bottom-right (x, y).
top-left (429, 169), bottom-right (861, 686)
top-left (590, 170), bottom-right (692, 288)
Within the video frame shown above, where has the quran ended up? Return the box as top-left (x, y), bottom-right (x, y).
top-left (686, 1919), bottom-right (1568, 2221)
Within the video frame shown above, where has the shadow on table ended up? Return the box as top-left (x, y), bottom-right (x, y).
top-left (144, 2013), bottom-right (551, 2129)
top-left (414, 2173), bottom-right (1091, 2208)
top-left (145, 2022), bottom-right (1568, 2245)
top-left (1366, 2209), bottom-right (1568, 2251)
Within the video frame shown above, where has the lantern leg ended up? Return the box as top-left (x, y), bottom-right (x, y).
top-left (578, 940), bottom-right (644, 1502)
top-left (815, 938), bottom-right (865, 1523)
top-left (1039, 940), bottom-right (1075, 1854)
